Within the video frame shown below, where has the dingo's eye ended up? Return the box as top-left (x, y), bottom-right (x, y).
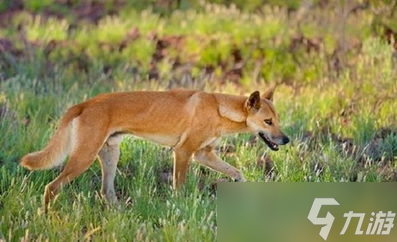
top-left (264, 119), bottom-right (272, 125)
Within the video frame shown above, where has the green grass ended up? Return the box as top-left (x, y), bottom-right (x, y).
top-left (1, 1), bottom-right (397, 241)
top-left (0, 138), bottom-right (216, 241)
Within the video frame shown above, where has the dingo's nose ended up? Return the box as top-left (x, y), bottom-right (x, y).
top-left (282, 136), bottom-right (290, 145)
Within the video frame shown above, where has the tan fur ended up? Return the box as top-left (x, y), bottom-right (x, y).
top-left (20, 105), bottom-right (83, 170)
top-left (20, 88), bottom-right (288, 211)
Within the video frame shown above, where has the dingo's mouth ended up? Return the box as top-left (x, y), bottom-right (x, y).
top-left (259, 132), bottom-right (279, 151)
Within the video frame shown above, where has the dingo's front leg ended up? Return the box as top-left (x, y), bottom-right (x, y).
top-left (194, 148), bottom-right (246, 182)
top-left (172, 149), bottom-right (193, 190)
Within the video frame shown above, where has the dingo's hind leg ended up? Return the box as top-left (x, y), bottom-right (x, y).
top-left (98, 135), bottom-right (123, 204)
top-left (43, 117), bottom-right (108, 212)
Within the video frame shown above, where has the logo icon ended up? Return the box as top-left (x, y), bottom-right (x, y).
top-left (308, 198), bottom-right (395, 241)
top-left (308, 198), bottom-right (340, 241)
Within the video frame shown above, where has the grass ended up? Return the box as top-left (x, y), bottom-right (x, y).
top-left (1, 1), bottom-right (397, 241)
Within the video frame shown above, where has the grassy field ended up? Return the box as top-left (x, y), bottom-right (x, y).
top-left (1, 0), bottom-right (397, 241)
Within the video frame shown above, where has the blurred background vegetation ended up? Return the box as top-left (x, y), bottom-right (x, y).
top-left (1, 0), bottom-right (397, 88)
top-left (0, 0), bottom-right (397, 240)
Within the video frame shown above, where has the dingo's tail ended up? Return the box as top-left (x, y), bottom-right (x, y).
top-left (20, 105), bottom-right (83, 170)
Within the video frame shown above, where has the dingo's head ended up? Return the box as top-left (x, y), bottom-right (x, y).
top-left (245, 88), bottom-right (289, 151)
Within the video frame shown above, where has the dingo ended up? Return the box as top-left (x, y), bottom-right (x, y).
top-left (21, 88), bottom-right (289, 210)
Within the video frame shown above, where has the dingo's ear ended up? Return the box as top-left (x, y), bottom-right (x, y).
top-left (245, 91), bottom-right (261, 112)
top-left (262, 86), bottom-right (275, 101)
